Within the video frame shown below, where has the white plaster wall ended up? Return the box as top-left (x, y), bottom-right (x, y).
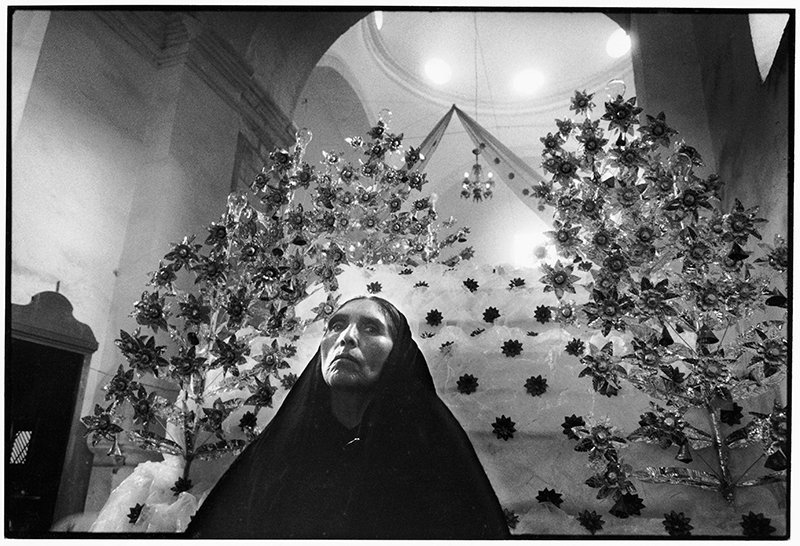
top-left (11, 12), bottom-right (155, 419)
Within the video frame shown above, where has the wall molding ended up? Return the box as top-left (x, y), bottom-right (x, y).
top-left (95, 10), bottom-right (295, 150)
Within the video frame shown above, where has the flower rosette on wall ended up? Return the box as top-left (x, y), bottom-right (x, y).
top-left (82, 116), bottom-right (473, 494)
top-left (530, 88), bottom-right (788, 517)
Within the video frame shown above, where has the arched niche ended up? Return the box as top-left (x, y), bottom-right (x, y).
top-left (8, 291), bottom-right (98, 536)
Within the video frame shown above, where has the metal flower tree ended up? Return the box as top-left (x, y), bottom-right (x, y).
top-left (531, 89), bottom-right (787, 517)
top-left (82, 114), bottom-right (473, 494)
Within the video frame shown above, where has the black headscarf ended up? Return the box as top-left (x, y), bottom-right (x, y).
top-left (186, 296), bottom-right (509, 539)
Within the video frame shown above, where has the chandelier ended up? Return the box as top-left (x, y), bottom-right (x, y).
top-left (461, 145), bottom-right (494, 201)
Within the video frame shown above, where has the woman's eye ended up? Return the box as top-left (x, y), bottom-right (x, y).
top-left (329, 321), bottom-right (345, 332)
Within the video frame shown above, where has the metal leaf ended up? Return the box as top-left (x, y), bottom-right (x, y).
top-left (737, 472), bottom-right (786, 488)
top-left (633, 466), bottom-right (721, 491)
top-left (128, 430), bottom-right (184, 456)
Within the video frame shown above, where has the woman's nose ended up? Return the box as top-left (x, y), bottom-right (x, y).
top-left (339, 323), bottom-right (358, 346)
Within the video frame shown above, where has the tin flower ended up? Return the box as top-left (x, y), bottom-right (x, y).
top-left (177, 293), bottom-right (211, 326)
top-left (81, 404), bottom-right (124, 444)
top-left (407, 171), bottom-right (427, 191)
top-left (583, 289), bottom-right (633, 336)
top-left (540, 261), bottom-right (580, 299)
top-left (722, 199), bottom-right (766, 245)
top-left (285, 205), bottom-right (307, 232)
top-left (555, 117), bottom-right (574, 136)
top-left (425, 309), bottom-right (444, 327)
top-left (584, 460), bottom-right (636, 501)
top-left (525, 375), bottom-right (548, 396)
top-left (404, 146), bottom-right (423, 168)
top-left (170, 345), bottom-right (206, 384)
top-left (638, 111), bottom-right (677, 148)
top-left (483, 306), bottom-right (501, 323)
top-left (546, 220), bottom-right (582, 258)
top-left (127, 503), bottom-right (145, 525)
top-left (534, 305), bottom-right (552, 324)
top-left (116, 330), bottom-right (169, 376)
top-left (150, 262), bottom-right (177, 290)
top-left (555, 300), bottom-right (578, 326)
top-left (105, 365), bottom-right (139, 402)
top-left (492, 415), bottom-right (517, 440)
top-left (550, 152), bottom-right (582, 185)
top-left (740, 512), bottom-right (776, 537)
top-left (572, 420), bottom-right (628, 460)
top-left (578, 195), bottom-right (604, 221)
top-left (610, 143), bottom-right (648, 171)
top-left (571, 90), bottom-right (596, 115)
top-left (457, 374), bottom-right (479, 394)
top-left (614, 183), bottom-right (646, 209)
top-left (579, 341), bottom-right (627, 396)
top-left (463, 278), bottom-right (479, 292)
top-left (133, 291), bottom-right (170, 332)
top-left (224, 289), bottom-right (251, 327)
top-left (314, 263), bottom-right (341, 292)
top-left (602, 95), bottom-right (642, 134)
top-left (745, 329), bottom-right (788, 377)
top-left (692, 281), bottom-right (724, 312)
top-left (238, 242), bottom-right (261, 263)
top-left (588, 227), bottom-right (617, 257)
top-left (244, 375), bottom-right (279, 408)
top-left (535, 488), bottom-right (564, 508)
top-left (562, 414), bottom-right (586, 439)
top-left (755, 234), bottom-right (789, 273)
top-left (626, 334), bottom-right (665, 369)
top-left (210, 334), bottom-right (249, 377)
top-left (565, 338), bottom-right (586, 357)
top-left (321, 149), bottom-right (341, 166)
top-left (665, 186), bottom-right (712, 216)
top-left (631, 277), bottom-right (679, 320)
top-left (504, 508), bottom-right (520, 530)
top-left (360, 214), bottom-right (380, 231)
top-left (540, 132), bottom-right (565, 155)
top-left (171, 477), bottom-right (194, 496)
top-left (578, 510), bottom-right (604, 535)
top-left (628, 403), bottom-right (687, 448)
top-left (164, 236), bottom-right (201, 271)
top-left (205, 222), bottom-right (228, 247)
top-left (609, 493), bottom-right (645, 518)
top-left (501, 339), bottom-right (524, 357)
top-left (131, 389), bottom-right (159, 426)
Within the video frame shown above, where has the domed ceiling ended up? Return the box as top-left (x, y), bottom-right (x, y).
top-left (295, 10), bottom-right (636, 265)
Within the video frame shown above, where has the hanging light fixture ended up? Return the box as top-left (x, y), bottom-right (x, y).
top-left (461, 146), bottom-right (494, 201)
top-left (460, 13), bottom-right (495, 203)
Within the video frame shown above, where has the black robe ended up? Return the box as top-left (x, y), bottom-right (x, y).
top-left (186, 297), bottom-right (510, 539)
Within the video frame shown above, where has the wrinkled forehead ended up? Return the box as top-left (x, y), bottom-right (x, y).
top-left (329, 298), bottom-right (398, 338)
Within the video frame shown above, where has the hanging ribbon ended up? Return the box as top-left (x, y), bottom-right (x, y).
top-left (409, 104), bottom-right (553, 225)
top-left (454, 106), bottom-right (551, 223)
top-left (410, 105), bottom-right (456, 174)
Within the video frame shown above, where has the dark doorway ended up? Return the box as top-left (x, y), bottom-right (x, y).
top-left (6, 339), bottom-right (84, 537)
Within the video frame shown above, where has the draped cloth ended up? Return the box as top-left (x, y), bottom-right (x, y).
top-left (410, 104), bottom-right (551, 225)
top-left (185, 297), bottom-right (509, 539)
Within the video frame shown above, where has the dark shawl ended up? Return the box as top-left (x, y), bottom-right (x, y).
top-left (186, 297), bottom-right (509, 539)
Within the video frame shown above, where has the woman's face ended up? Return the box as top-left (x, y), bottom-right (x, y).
top-left (321, 299), bottom-right (394, 391)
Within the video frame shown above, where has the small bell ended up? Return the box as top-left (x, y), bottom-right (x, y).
top-left (107, 435), bottom-right (126, 467)
top-left (697, 324), bottom-right (719, 345)
top-left (675, 440), bottom-right (693, 463)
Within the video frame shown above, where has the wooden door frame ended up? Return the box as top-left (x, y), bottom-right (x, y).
top-left (9, 291), bottom-right (98, 526)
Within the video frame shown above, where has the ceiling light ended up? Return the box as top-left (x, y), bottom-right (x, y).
top-left (374, 11), bottom-right (383, 30)
top-left (513, 69), bottom-right (544, 95)
top-left (606, 28), bottom-right (631, 58)
top-left (424, 58), bottom-right (452, 85)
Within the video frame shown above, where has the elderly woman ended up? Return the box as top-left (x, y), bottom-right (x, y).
top-left (186, 296), bottom-right (509, 538)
